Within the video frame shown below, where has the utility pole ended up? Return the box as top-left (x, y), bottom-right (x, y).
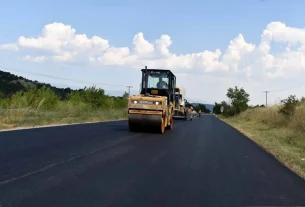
top-left (263, 91), bottom-right (270, 106)
top-left (126, 86), bottom-right (133, 97)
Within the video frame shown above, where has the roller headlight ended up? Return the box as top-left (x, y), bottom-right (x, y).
top-left (133, 100), bottom-right (137, 104)
top-left (155, 102), bottom-right (159, 105)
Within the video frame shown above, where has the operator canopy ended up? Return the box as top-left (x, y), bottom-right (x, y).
top-left (157, 77), bottom-right (168, 89)
top-left (147, 70), bottom-right (169, 89)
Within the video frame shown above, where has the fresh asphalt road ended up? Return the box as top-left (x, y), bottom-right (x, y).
top-left (0, 115), bottom-right (304, 207)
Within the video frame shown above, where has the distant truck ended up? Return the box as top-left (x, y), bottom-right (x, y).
top-left (173, 86), bottom-right (187, 120)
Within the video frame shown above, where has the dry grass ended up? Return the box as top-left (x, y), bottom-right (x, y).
top-left (0, 102), bottom-right (128, 130)
top-left (219, 102), bottom-right (305, 179)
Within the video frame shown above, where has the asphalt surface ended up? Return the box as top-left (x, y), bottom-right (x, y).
top-left (0, 115), bottom-right (304, 207)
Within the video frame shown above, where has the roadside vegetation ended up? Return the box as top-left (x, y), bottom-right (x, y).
top-left (0, 77), bottom-right (128, 130)
top-left (185, 101), bottom-right (211, 114)
top-left (215, 86), bottom-right (305, 179)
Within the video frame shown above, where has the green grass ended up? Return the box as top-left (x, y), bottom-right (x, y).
top-left (218, 103), bottom-right (305, 179)
top-left (0, 86), bottom-right (128, 130)
top-left (0, 102), bottom-right (128, 130)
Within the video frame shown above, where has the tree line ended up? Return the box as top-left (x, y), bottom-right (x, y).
top-left (213, 86), bottom-right (305, 117)
top-left (185, 102), bottom-right (211, 113)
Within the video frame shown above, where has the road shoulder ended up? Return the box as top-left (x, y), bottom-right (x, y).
top-left (217, 115), bottom-right (305, 180)
top-left (0, 118), bottom-right (127, 132)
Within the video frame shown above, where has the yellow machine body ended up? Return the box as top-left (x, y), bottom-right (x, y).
top-left (127, 67), bottom-right (176, 134)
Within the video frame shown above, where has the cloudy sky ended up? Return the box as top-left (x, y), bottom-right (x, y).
top-left (1, 0), bottom-right (305, 105)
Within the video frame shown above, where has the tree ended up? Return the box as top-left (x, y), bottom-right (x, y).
top-left (217, 100), bottom-right (236, 117)
top-left (122, 91), bottom-right (129, 99)
top-left (194, 104), bottom-right (207, 113)
top-left (213, 102), bottom-right (222, 114)
top-left (226, 86), bottom-right (250, 114)
top-left (221, 101), bottom-right (230, 109)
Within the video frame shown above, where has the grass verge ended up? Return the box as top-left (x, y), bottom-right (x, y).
top-left (0, 102), bottom-right (127, 130)
top-left (218, 104), bottom-right (305, 180)
top-left (0, 86), bottom-right (129, 130)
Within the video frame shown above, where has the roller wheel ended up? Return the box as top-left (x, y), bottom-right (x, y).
top-left (129, 122), bottom-right (137, 132)
top-left (166, 116), bottom-right (173, 130)
top-left (159, 117), bottom-right (165, 134)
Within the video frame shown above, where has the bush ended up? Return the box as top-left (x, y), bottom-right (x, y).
top-left (0, 84), bottom-right (128, 113)
top-left (67, 86), bottom-right (127, 109)
top-left (9, 85), bottom-right (60, 110)
top-left (278, 95), bottom-right (299, 118)
top-left (223, 106), bottom-right (237, 117)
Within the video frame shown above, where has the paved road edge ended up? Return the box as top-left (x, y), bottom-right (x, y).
top-left (0, 118), bottom-right (128, 132)
top-left (215, 115), bottom-right (305, 181)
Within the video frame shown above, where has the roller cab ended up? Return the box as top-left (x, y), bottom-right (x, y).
top-left (128, 66), bottom-right (176, 134)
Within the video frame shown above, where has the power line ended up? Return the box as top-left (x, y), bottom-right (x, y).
top-left (0, 64), bottom-right (133, 88)
top-left (262, 81), bottom-right (305, 105)
top-left (269, 81), bottom-right (305, 92)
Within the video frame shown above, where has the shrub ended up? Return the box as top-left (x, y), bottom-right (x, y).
top-left (223, 106), bottom-right (237, 117)
top-left (9, 85), bottom-right (60, 110)
top-left (67, 86), bottom-right (125, 109)
top-left (278, 95), bottom-right (299, 118)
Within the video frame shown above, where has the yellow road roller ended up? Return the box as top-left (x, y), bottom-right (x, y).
top-left (173, 86), bottom-right (187, 120)
top-left (127, 66), bottom-right (176, 134)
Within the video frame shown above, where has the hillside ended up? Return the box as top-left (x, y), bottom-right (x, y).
top-left (0, 70), bottom-right (75, 100)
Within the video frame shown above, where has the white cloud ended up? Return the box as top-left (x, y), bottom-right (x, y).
top-left (1, 21), bottom-right (305, 104)
top-left (155, 34), bottom-right (172, 56)
top-left (0, 44), bottom-right (19, 51)
top-left (133, 32), bottom-right (154, 56)
top-left (23, 55), bottom-right (46, 62)
top-left (13, 22), bottom-right (109, 63)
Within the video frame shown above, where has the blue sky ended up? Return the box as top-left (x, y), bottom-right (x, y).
top-left (1, 0), bottom-right (305, 104)
top-left (2, 0), bottom-right (304, 50)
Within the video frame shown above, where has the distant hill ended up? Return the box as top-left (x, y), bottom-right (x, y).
top-left (204, 104), bottom-right (214, 112)
top-left (0, 70), bottom-right (75, 99)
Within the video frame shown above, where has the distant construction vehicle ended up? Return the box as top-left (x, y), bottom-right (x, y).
top-left (127, 66), bottom-right (176, 134)
top-left (173, 86), bottom-right (187, 120)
